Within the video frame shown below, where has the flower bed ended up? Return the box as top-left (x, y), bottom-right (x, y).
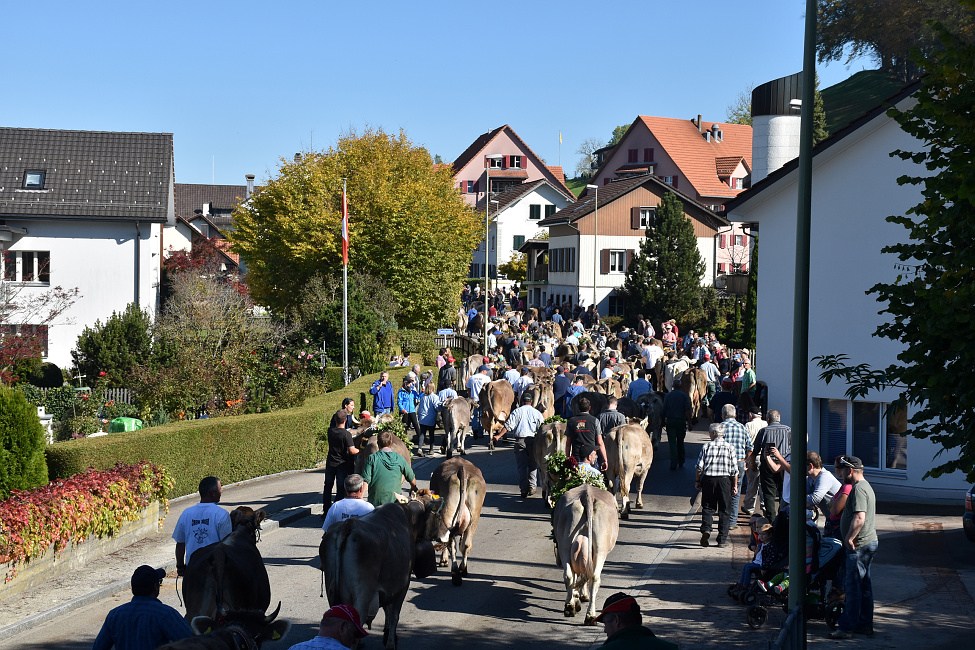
top-left (0, 462), bottom-right (172, 585)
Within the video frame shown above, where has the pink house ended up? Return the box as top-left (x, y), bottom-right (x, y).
top-left (452, 124), bottom-right (573, 209)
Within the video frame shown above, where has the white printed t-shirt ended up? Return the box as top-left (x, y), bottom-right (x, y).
top-left (322, 498), bottom-right (375, 532)
top-left (172, 502), bottom-right (232, 564)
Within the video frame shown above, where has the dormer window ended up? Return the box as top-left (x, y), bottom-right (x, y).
top-left (23, 170), bottom-right (46, 189)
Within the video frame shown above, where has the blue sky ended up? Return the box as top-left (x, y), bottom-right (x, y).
top-left (3, 0), bottom-right (873, 186)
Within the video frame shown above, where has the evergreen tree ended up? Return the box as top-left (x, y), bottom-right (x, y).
top-left (742, 238), bottom-right (758, 348)
top-left (620, 191), bottom-right (705, 325)
top-left (72, 304), bottom-right (154, 386)
top-left (0, 386), bottom-right (48, 498)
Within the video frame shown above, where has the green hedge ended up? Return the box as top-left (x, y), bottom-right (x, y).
top-left (45, 367), bottom-right (415, 498)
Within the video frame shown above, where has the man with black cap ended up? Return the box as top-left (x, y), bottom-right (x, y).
top-left (92, 565), bottom-right (192, 650)
top-left (287, 604), bottom-right (369, 650)
top-left (593, 592), bottom-right (678, 649)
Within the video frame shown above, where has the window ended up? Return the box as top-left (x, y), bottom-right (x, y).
top-left (733, 177), bottom-right (744, 190)
top-left (818, 398), bottom-right (908, 471)
top-left (490, 236), bottom-right (495, 252)
top-left (545, 205), bottom-right (557, 218)
top-left (609, 250), bottom-right (627, 273)
top-left (513, 235), bottom-right (525, 250)
top-left (639, 207), bottom-right (654, 229)
top-left (643, 148), bottom-right (654, 162)
top-left (0, 324), bottom-right (48, 357)
top-left (467, 180), bottom-right (475, 193)
top-left (607, 294), bottom-right (625, 316)
top-left (734, 235), bottom-right (744, 246)
top-left (22, 170), bottom-right (46, 189)
top-left (663, 176), bottom-right (675, 186)
top-left (627, 149), bottom-right (638, 163)
top-left (491, 179), bottom-right (519, 194)
top-left (529, 204), bottom-right (541, 220)
top-left (510, 155), bottom-right (522, 169)
top-left (1, 251), bottom-right (50, 283)
top-left (488, 156), bottom-right (504, 169)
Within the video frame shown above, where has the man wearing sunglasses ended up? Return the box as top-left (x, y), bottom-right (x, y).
top-left (829, 455), bottom-right (878, 639)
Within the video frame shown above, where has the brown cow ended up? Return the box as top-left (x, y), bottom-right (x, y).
top-left (684, 367), bottom-right (709, 424)
top-left (553, 485), bottom-right (619, 625)
top-left (522, 382), bottom-right (556, 419)
top-left (532, 421), bottom-right (567, 507)
top-left (182, 507), bottom-right (270, 622)
top-left (479, 380), bottom-right (515, 451)
top-left (440, 397), bottom-right (478, 456)
top-left (604, 423), bottom-right (655, 519)
top-left (428, 457), bottom-right (487, 586)
top-left (157, 607), bottom-right (290, 650)
top-left (593, 378), bottom-right (622, 398)
top-left (354, 431), bottom-right (411, 475)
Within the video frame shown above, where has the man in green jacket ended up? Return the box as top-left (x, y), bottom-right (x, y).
top-left (361, 431), bottom-right (418, 506)
top-left (593, 592), bottom-right (678, 649)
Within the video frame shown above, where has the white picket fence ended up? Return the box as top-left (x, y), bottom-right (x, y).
top-left (35, 386), bottom-right (134, 404)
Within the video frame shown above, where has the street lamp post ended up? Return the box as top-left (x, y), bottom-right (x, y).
top-left (484, 154), bottom-right (504, 358)
top-left (586, 184), bottom-right (599, 310)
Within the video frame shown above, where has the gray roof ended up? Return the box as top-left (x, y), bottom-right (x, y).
top-left (175, 182), bottom-right (249, 228)
top-left (0, 127), bottom-right (173, 222)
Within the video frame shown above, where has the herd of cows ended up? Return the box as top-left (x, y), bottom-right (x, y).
top-left (165, 334), bottom-right (715, 649)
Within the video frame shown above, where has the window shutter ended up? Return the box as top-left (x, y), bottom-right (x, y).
top-left (604, 178), bottom-right (610, 186)
top-left (743, 234), bottom-right (749, 245)
top-left (643, 148), bottom-right (652, 162)
top-left (741, 264), bottom-right (748, 273)
top-left (631, 206), bottom-right (641, 229)
top-left (501, 156), bottom-right (508, 169)
top-left (600, 249), bottom-right (610, 274)
top-left (720, 235), bottom-right (726, 249)
top-left (460, 181), bottom-right (466, 193)
top-left (474, 180), bottom-right (479, 193)
top-left (484, 156), bottom-right (488, 168)
top-left (626, 249), bottom-right (634, 270)
top-left (673, 175), bottom-right (678, 189)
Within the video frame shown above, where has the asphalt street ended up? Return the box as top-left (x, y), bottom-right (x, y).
top-left (2, 432), bottom-right (698, 650)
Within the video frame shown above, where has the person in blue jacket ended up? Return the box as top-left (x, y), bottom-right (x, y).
top-left (370, 371), bottom-right (394, 414)
top-left (416, 382), bottom-right (441, 457)
top-left (397, 376), bottom-right (421, 455)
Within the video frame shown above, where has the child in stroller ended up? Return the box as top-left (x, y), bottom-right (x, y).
top-left (742, 511), bottom-right (846, 629)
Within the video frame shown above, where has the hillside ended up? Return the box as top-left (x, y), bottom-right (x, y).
top-left (821, 70), bottom-right (907, 135)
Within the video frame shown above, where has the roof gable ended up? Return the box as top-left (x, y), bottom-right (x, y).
top-left (0, 127), bottom-right (173, 221)
top-left (451, 124), bottom-right (574, 197)
top-left (540, 173), bottom-right (727, 229)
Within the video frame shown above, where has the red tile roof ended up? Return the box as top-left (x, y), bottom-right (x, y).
top-left (715, 155), bottom-right (746, 176)
top-left (636, 116), bottom-right (751, 199)
top-left (489, 169), bottom-right (529, 179)
top-left (547, 165), bottom-right (565, 183)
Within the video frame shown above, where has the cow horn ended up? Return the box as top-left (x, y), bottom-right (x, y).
top-left (265, 601), bottom-right (282, 623)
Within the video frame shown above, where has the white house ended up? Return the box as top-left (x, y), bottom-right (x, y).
top-left (0, 127), bottom-right (173, 370)
top-left (725, 82), bottom-right (969, 503)
top-left (470, 179), bottom-right (574, 288)
top-left (538, 173), bottom-right (727, 316)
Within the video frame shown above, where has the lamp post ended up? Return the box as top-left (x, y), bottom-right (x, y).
top-left (484, 154), bottom-right (504, 357)
top-left (586, 184), bottom-right (599, 310)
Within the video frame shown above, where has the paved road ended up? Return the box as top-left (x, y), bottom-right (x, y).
top-left (5, 424), bottom-right (975, 650)
top-left (3, 432), bottom-right (698, 650)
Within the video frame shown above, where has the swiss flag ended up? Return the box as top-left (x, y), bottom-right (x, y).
top-left (342, 187), bottom-right (349, 266)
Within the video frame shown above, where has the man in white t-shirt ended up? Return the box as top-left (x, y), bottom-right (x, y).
top-left (173, 476), bottom-right (232, 575)
top-left (322, 474), bottom-right (374, 532)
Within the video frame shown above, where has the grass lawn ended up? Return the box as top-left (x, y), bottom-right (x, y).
top-left (565, 177), bottom-right (588, 197)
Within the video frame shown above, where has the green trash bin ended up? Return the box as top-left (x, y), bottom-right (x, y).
top-left (108, 417), bottom-right (144, 433)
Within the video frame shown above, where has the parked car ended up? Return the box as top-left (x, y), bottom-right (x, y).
top-left (965, 485), bottom-right (975, 542)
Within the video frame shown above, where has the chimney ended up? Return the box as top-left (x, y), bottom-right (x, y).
top-left (201, 202), bottom-right (210, 216)
top-left (294, 153), bottom-right (301, 163)
top-left (698, 114), bottom-right (703, 132)
top-left (245, 174), bottom-right (255, 199)
top-left (711, 124), bottom-right (721, 142)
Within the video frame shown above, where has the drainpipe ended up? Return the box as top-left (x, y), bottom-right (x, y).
top-left (134, 222), bottom-right (142, 306)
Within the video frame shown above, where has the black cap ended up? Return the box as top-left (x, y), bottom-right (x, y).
top-left (131, 565), bottom-right (165, 590)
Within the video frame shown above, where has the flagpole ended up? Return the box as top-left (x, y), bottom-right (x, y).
top-left (342, 178), bottom-right (349, 386)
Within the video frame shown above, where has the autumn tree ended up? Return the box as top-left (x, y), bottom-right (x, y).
top-left (620, 192), bottom-right (705, 325)
top-left (0, 277), bottom-right (79, 385)
top-left (816, 7), bottom-right (975, 481)
top-left (817, 0), bottom-right (975, 82)
top-left (498, 253), bottom-right (527, 283)
top-left (229, 127), bottom-right (482, 329)
top-left (575, 137), bottom-right (605, 178)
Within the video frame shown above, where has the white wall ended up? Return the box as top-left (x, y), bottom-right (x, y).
top-left (729, 97), bottom-right (969, 502)
top-left (752, 115), bottom-right (801, 184)
top-left (5, 219), bottom-right (160, 369)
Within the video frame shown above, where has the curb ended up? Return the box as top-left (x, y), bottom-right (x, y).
top-left (0, 503), bottom-right (320, 643)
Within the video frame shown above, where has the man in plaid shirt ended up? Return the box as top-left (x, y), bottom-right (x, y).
top-left (719, 404), bottom-right (753, 528)
top-left (695, 422), bottom-right (739, 548)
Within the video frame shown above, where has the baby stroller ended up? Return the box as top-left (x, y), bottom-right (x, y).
top-left (744, 519), bottom-right (847, 629)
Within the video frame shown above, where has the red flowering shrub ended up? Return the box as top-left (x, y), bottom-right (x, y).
top-left (0, 462), bottom-right (172, 581)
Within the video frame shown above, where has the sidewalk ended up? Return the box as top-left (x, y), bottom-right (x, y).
top-left (0, 467), bottom-right (329, 642)
top-left (636, 495), bottom-right (975, 648)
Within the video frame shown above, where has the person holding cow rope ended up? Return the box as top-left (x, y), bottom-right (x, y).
top-left (495, 392), bottom-right (544, 499)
